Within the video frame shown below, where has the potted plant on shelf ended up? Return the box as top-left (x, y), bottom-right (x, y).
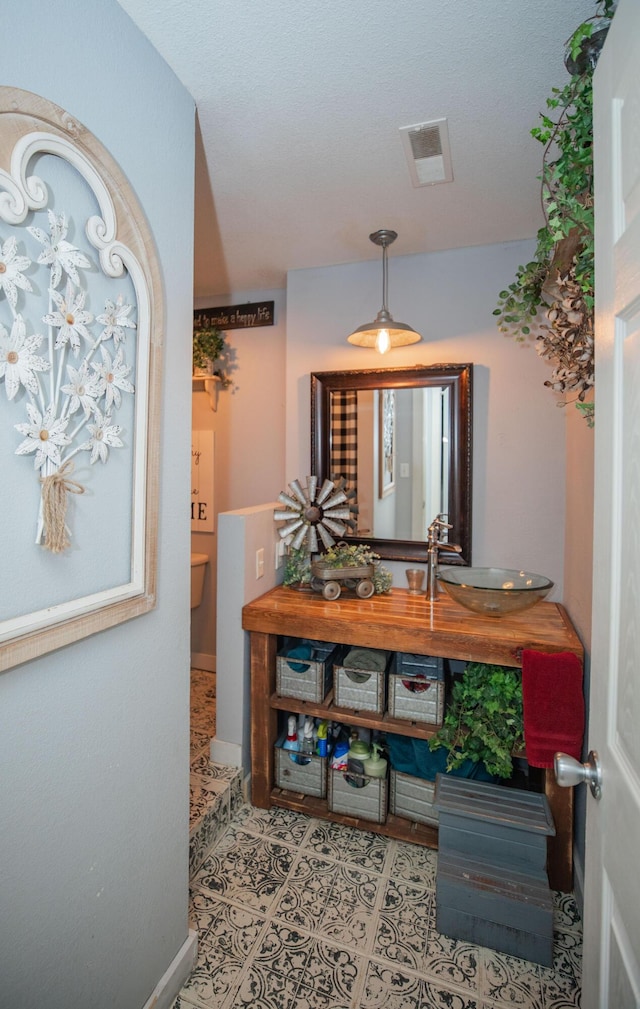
top-left (429, 661), bottom-right (524, 780)
top-left (494, 0), bottom-right (616, 427)
top-left (192, 323), bottom-right (230, 387)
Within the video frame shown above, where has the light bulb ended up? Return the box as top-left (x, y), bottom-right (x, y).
top-left (376, 328), bottom-right (390, 354)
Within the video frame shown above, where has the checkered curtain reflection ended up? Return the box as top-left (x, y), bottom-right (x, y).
top-left (330, 390), bottom-right (358, 496)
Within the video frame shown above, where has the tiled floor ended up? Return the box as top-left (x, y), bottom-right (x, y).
top-left (180, 670), bottom-right (582, 1009)
top-left (189, 669), bottom-right (243, 877)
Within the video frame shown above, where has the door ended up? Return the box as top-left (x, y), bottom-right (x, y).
top-left (584, 1), bottom-right (640, 1004)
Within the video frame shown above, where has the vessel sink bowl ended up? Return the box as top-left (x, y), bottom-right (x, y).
top-left (437, 566), bottom-right (554, 616)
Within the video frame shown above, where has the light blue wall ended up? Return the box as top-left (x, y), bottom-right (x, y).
top-left (0, 4), bottom-right (195, 1008)
top-left (285, 241), bottom-right (568, 595)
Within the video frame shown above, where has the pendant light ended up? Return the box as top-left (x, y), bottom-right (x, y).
top-left (347, 229), bottom-right (422, 354)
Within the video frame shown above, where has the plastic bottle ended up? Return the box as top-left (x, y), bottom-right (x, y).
top-left (363, 743), bottom-right (388, 779)
top-left (331, 739), bottom-right (349, 769)
top-left (301, 717), bottom-right (315, 755)
top-left (283, 715), bottom-right (298, 754)
top-left (316, 720), bottom-right (329, 757)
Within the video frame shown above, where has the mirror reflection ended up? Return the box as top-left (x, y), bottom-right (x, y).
top-left (311, 365), bottom-right (472, 564)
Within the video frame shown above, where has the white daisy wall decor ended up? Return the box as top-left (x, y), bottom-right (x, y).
top-left (0, 88), bottom-right (162, 672)
top-left (2, 207), bottom-right (137, 552)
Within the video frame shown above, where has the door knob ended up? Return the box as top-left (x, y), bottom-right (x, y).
top-left (554, 750), bottom-right (602, 799)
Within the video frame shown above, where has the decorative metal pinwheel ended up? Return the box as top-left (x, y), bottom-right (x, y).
top-left (274, 475), bottom-right (358, 553)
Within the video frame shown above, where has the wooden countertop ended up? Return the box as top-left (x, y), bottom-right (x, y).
top-left (242, 585), bottom-right (583, 667)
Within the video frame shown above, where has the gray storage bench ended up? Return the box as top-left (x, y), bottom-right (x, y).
top-left (434, 775), bottom-right (556, 966)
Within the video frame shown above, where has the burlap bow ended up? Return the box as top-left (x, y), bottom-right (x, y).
top-left (39, 459), bottom-right (85, 554)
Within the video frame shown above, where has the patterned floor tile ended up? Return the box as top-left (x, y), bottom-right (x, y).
top-left (481, 950), bottom-right (545, 1008)
top-left (178, 944), bottom-right (245, 1008)
top-left (227, 963), bottom-right (298, 1008)
top-left (419, 978), bottom-right (483, 1008)
top-left (553, 892), bottom-right (583, 932)
top-left (389, 840), bottom-right (438, 889)
top-left (231, 803), bottom-right (313, 845)
top-left (193, 830), bottom-right (295, 914)
top-left (552, 928), bottom-right (582, 979)
top-left (303, 938), bottom-right (362, 1002)
top-left (421, 932), bottom-right (481, 995)
top-left (359, 959), bottom-right (423, 1009)
top-left (271, 851), bottom-right (381, 948)
top-left (304, 819), bottom-right (389, 873)
top-left (193, 894), bottom-right (266, 957)
top-left (183, 679), bottom-right (582, 1009)
top-left (191, 729), bottom-right (211, 759)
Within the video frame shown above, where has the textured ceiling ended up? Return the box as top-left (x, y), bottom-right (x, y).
top-left (117, 0), bottom-right (595, 297)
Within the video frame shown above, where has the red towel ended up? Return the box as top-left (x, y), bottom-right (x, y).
top-left (521, 649), bottom-right (585, 769)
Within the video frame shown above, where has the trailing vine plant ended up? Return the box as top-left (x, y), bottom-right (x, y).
top-left (429, 662), bottom-right (524, 780)
top-left (494, 0), bottom-right (617, 427)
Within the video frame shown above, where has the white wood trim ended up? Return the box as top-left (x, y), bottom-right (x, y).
top-left (141, 929), bottom-right (197, 1009)
top-left (191, 651), bottom-right (216, 672)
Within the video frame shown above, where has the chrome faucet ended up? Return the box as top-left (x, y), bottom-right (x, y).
top-left (426, 514), bottom-right (462, 601)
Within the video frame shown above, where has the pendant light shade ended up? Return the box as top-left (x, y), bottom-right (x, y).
top-left (347, 230), bottom-right (422, 354)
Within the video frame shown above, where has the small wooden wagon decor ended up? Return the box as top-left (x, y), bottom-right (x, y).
top-left (309, 542), bottom-right (392, 601)
top-left (310, 557), bottom-right (375, 600)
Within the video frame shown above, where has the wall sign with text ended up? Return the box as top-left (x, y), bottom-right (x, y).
top-left (194, 300), bottom-right (274, 332)
top-left (191, 430), bottom-right (215, 533)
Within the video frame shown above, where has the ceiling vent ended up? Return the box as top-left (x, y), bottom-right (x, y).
top-left (399, 118), bottom-right (453, 187)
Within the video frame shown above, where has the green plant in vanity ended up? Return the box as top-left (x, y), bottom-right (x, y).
top-left (494, 0), bottom-right (616, 427)
top-left (192, 324), bottom-right (230, 386)
top-left (429, 661), bottom-right (524, 779)
top-left (283, 547), bottom-right (312, 587)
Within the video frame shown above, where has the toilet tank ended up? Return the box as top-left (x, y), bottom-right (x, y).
top-left (190, 552), bottom-right (209, 609)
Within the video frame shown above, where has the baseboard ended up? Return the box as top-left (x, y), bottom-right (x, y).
top-left (141, 929), bottom-right (197, 1009)
top-left (191, 651), bottom-right (215, 672)
top-left (210, 737), bottom-right (243, 767)
top-left (573, 848), bottom-right (584, 915)
top-left (242, 771), bottom-right (252, 803)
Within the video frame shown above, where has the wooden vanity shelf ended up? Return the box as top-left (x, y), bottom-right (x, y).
top-left (243, 585), bottom-right (584, 892)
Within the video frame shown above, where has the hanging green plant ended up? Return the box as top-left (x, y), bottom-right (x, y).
top-left (494, 0), bottom-right (616, 428)
top-left (192, 324), bottom-right (230, 387)
top-left (429, 661), bottom-right (524, 780)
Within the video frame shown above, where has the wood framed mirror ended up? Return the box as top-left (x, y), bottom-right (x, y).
top-left (311, 364), bottom-right (473, 564)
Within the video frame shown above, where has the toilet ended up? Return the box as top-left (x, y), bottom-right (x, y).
top-left (190, 553), bottom-right (209, 609)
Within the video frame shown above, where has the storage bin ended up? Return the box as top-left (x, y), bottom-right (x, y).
top-left (389, 768), bottom-right (438, 826)
top-left (435, 775), bottom-right (555, 873)
top-left (274, 732), bottom-right (329, 798)
top-left (434, 775), bottom-right (556, 966)
top-left (394, 652), bottom-right (444, 679)
top-left (333, 647), bottom-right (388, 713)
top-left (436, 851), bottom-right (554, 966)
top-left (328, 767), bottom-right (388, 823)
top-left (388, 673), bottom-right (444, 725)
top-left (276, 637), bottom-right (337, 703)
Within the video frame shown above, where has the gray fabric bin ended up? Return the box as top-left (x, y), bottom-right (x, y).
top-left (389, 768), bottom-right (438, 826)
top-left (276, 638), bottom-right (337, 703)
top-left (387, 666), bottom-right (444, 724)
top-left (328, 767), bottom-right (388, 822)
top-left (395, 652), bottom-right (444, 679)
top-left (274, 733), bottom-right (328, 798)
top-left (333, 648), bottom-right (388, 713)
